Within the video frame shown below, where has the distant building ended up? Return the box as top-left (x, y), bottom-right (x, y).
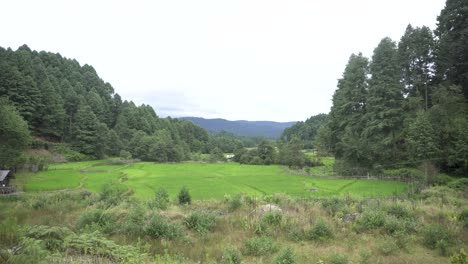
top-left (225, 154), bottom-right (235, 161)
top-left (0, 170), bottom-right (11, 187)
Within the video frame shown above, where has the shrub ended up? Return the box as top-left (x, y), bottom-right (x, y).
top-left (306, 219), bottom-right (334, 241)
top-left (262, 211), bottom-right (283, 226)
top-left (6, 237), bottom-right (49, 264)
top-left (228, 195), bottom-right (242, 212)
top-left (178, 186), bottom-right (191, 205)
top-left (75, 209), bottom-right (116, 234)
top-left (357, 211), bottom-right (386, 230)
top-left (119, 150), bottom-right (132, 160)
top-left (124, 204), bottom-right (145, 237)
top-left (145, 213), bottom-right (183, 240)
top-left (377, 236), bottom-right (399, 255)
top-left (385, 204), bottom-right (411, 219)
top-left (153, 187), bottom-right (170, 210)
top-left (359, 250), bottom-right (372, 264)
top-left (275, 247), bottom-right (297, 264)
top-left (448, 178), bottom-right (468, 191)
top-left (321, 198), bottom-right (345, 216)
top-left (25, 225), bottom-right (73, 251)
top-left (222, 247), bottom-right (243, 264)
top-left (422, 224), bottom-right (453, 250)
top-left (327, 252), bottom-right (349, 264)
top-left (450, 248), bottom-right (467, 264)
top-left (244, 236), bottom-right (279, 256)
top-left (383, 215), bottom-right (411, 234)
top-left (460, 208), bottom-right (468, 228)
top-left (185, 212), bottom-right (216, 235)
top-left (100, 180), bottom-right (127, 206)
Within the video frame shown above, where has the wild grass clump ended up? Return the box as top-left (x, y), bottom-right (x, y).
top-left (124, 204), bottom-right (145, 237)
top-left (305, 218), bottom-right (334, 242)
top-left (327, 252), bottom-right (349, 264)
top-left (422, 224), bottom-right (454, 255)
top-left (0, 217), bottom-right (22, 247)
top-left (221, 247), bottom-right (243, 264)
top-left (383, 215), bottom-right (414, 234)
top-left (321, 198), bottom-right (346, 216)
top-left (356, 210), bottom-right (386, 230)
top-left (274, 247), bottom-right (297, 264)
top-left (75, 209), bottom-right (117, 234)
top-left (244, 236), bottom-right (279, 256)
top-left (185, 211), bottom-right (216, 235)
top-left (376, 236), bottom-right (400, 255)
top-left (384, 203), bottom-right (412, 219)
top-left (146, 213), bottom-right (184, 240)
top-left (262, 211), bottom-right (283, 226)
top-left (99, 180), bottom-right (127, 206)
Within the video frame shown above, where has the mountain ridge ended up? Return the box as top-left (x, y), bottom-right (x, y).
top-left (178, 117), bottom-right (297, 138)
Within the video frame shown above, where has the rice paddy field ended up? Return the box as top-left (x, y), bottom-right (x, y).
top-left (17, 161), bottom-right (407, 200)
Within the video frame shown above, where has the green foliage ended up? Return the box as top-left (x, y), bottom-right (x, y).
top-left (244, 236), bottom-right (279, 256)
top-left (99, 180), bottom-right (127, 206)
top-left (305, 219), bottom-right (334, 241)
top-left (261, 211), bottom-right (283, 226)
top-left (448, 178), bottom-right (468, 191)
top-left (377, 236), bottom-right (400, 255)
top-left (152, 187), bottom-right (170, 210)
top-left (222, 247), bottom-right (243, 264)
top-left (321, 198), bottom-right (345, 216)
top-left (327, 252), bottom-right (349, 264)
top-left (185, 212), bottom-right (216, 235)
top-left (53, 144), bottom-right (89, 161)
top-left (124, 204), bottom-right (145, 237)
top-left (145, 213), bottom-right (183, 240)
top-left (0, 217), bottom-right (21, 247)
top-left (357, 211), bottom-right (386, 230)
top-left (275, 247), bottom-right (298, 264)
top-left (0, 98), bottom-right (31, 168)
top-left (119, 150), bottom-right (132, 160)
top-left (227, 195), bottom-right (242, 212)
top-left (178, 186), bottom-right (191, 205)
top-left (422, 224), bottom-right (454, 251)
top-left (75, 209), bottom-right (117, 234)
top-left (7, 237), bottom-right (49, 264)
top-left (25, 225), bottom-right (73, 251)
top-left (450, 249), bottom-right (468, 264)
top-left (280, 114), bottom-right (328, 149)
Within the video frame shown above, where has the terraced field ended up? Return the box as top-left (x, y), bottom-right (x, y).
top-left (18, 161), bottom-right (407, 200)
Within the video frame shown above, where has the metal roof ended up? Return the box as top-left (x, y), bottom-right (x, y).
top-left (0, 170), bottom-right (10, 182)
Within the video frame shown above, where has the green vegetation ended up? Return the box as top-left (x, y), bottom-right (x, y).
top-left (20, 162), bottom-right (407, 199)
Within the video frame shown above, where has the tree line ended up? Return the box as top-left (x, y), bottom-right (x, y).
top-left (0, 45), bottom-right (268, 167)
top-left (314, 0), bottom-right (467, 175)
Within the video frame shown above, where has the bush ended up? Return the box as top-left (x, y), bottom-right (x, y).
top-left (262, 211), bottom-right (283, 226)
top-left (275, 247), bottom-right (297, 264)
top-left (244, 236), bottom-right (279, 256)
top-left (124, 204), bottom-right (145, 237)
top-left (448, 178), bottom-right (468, 191)
top-left (306, 219), bottom-right (334, 241)
top-left (357, 211), bottom-right (386, 230)
top-left (222, 247), bottom-right (243, 264)
top-left (460, 208), bottom-right (468, 228)
top-left (75, 209), bottom-right (116, 234)
top-left (383, 215), bottom-right (412, 234)
top-left (377, 236), bottom-right (399, 255)
top-left (25, 225), bottom-right (73, 251)
top-left (228, 195), bottom-right (242, 212)
top-left (119, 150), bottom-right (132, 160)
top-left (185, 212), bottom-right (216, 235)
top-left (100, 180), bottom-right (127, 206)
top-left (327, 252), bottom-right (349, 264)
top-left (385, 204), bottom-right (411, 219)
top-left (321, 198), bottom-right (345, 216)
top-left (153, 188), bottom-right (170, 210)
top-left (145, 213), bottom-right (183, 240)
top-left (422, 224), bottom-right (453, 250)
top-left (178, 186), bottom-right (191, 205)
top-left (450, 248), bottom-right (467, 264)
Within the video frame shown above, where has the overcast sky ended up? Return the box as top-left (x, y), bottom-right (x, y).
top-left (1, 0), bottom-right (446, 122)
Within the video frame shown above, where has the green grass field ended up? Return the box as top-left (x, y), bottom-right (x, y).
top-left (18, 161), bottom-right (407, 200)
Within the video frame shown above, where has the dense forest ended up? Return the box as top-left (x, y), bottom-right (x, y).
top-left (312, 0), bottom-right (468, 176)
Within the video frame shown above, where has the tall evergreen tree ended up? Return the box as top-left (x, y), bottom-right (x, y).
top-left (364, 37), bottom-right (405, 166)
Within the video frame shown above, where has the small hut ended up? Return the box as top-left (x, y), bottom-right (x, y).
top-left (0, 170), bottom-right (11, 187)
top-left (0, 170), bottom-right (15, 194)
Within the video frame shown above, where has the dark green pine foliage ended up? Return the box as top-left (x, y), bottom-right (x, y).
top-left (407, 111), bottom-right (439, 162)
top-left (0, 98), bottom-right (32, 168)
top-left (398, 24), bottom-right (435, 111)
top-left (327, 53), bottom-right (369, 167)
top-left (435, 0), bottom-right (468, 99)
top-left (364, 38), bottom-right (405, 166)
top-left (72, 105), bottom-right (102, 157)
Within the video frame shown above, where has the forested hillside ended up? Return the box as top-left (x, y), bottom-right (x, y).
top-left (180, 117), bottom-right (296, 138)
top-left (280, 113), bottom-right (328, 149)
top-left (316, 0), bottom-right (468, 175)
top-left (0, 45), bottom-right (211, 163)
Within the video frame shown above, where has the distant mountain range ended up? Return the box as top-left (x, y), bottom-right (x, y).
top-left (178, 117), bottom-right (297, 138)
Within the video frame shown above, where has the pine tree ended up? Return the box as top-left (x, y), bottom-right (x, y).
top-left (407, 111), bottom-right (439, 161)
top-left (72, 104), bottom-right (100, 157)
